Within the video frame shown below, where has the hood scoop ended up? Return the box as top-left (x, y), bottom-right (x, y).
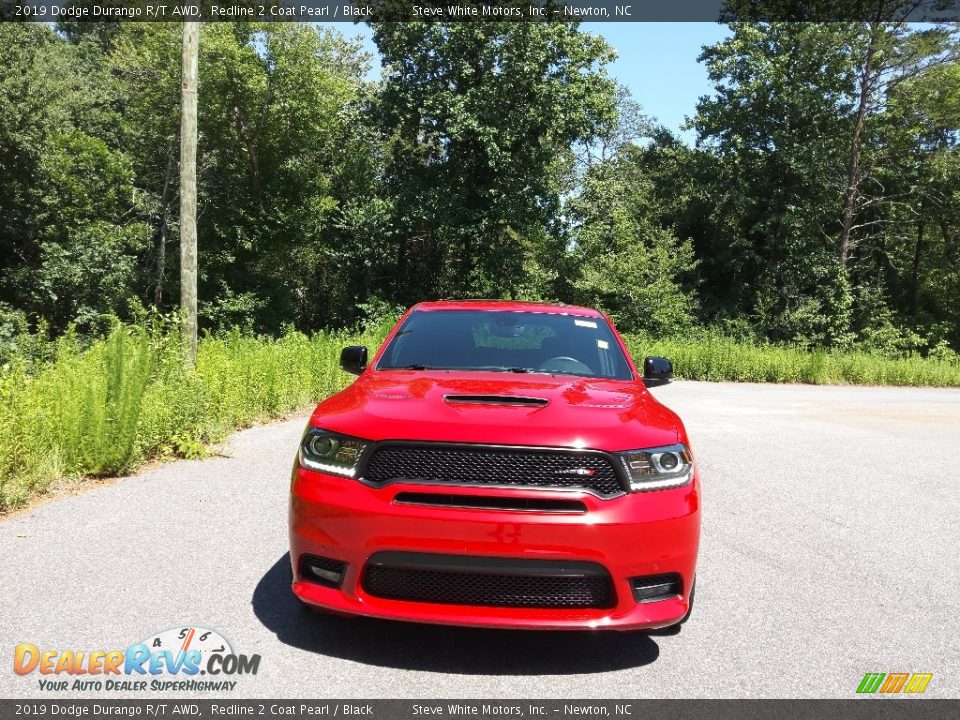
top-left (443, 394), bottom-right (549, 407)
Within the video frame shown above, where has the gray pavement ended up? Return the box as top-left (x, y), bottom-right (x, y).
top-left (1, 381), bottom-right (958, 699)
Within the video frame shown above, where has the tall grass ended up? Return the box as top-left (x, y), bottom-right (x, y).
top-left (0, 323), bottom-right (386, 511)
top-left (2, 322), bottom-right (958, 512)
top-left (625, 332), bottom-right (960, 387)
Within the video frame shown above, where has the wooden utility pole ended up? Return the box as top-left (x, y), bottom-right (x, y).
top-left (180, 22), bottom-right (199, 367)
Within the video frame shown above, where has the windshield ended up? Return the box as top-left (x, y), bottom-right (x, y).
top-left (377, 310), bottom-right (634, 380)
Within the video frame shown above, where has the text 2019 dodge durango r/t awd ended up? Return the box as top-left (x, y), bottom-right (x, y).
top-left (289, 300), bottom-right (700, 631)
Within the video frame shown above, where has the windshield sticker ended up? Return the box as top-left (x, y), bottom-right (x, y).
top-left (574, 319), bottom-right (598, 329)
top-left (597, 339), bottom-right (609, 350)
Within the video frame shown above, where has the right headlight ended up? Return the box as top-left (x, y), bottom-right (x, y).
top-left (298, 428), bottom-right (368, 477)
top-left (616, 443), bottom-right (693, 492)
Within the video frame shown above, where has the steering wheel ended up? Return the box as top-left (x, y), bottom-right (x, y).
top-left (539, 356), bottom-right (593, 374)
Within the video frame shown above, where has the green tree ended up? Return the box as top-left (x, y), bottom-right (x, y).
top-left (109, 23), bottom-right (184, 308)
top-left (108, 22), bottom-right (378, 332)
top-left (0, 25), bottom-right (149, 333)
top-left (693, 21), bottom-right (959, 348)
top-left (569, 154), bottom-right (699, 334)
top-left (371, 20), bottom-right (618, 303)
top-left (196, 23), bottom-right (375, 332)
top-left (866, 42), bottom-right (960, 349)
top-left (24, 132), bottom-right (151, 331)
top-left (693, 23), bottom-right (867, 344)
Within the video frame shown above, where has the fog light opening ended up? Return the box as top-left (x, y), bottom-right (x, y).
top-left (300, 554), bottom-right (347, 588)
top-left (630, 573), bottom-right (682, 603)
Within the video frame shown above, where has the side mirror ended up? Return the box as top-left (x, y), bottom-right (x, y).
top-left (340, 345), bottom-right (368, 375)
top-left (643, 356), bottom-right (673, 387)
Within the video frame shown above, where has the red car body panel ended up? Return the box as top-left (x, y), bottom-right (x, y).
top-left (289, 301), bottom-right (701, 631)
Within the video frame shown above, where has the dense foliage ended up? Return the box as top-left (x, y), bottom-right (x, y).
top-left (687, 22), bottom-right (960, 352)
top-left (2, 20), bottom-right (959, 357)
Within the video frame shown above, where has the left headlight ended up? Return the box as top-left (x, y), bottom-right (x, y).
top-left (298, 428), bottom-right (368, 477)
top-left (616, 443), bottom-right (693, 492)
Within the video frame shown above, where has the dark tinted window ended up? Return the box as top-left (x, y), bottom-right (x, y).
top-left (378, 310), bottom-right (633, 380)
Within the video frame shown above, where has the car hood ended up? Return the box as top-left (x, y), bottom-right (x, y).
top-left (309, 370), bottom-right (682, 451)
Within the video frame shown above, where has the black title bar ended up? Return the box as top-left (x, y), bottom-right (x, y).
top-left (4, 0), bottom-right (960, 22)
top-left (2, 700), bottom-right (960, 720)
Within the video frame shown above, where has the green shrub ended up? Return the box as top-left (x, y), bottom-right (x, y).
top-left (0, 322), bottom-right (388, 512)
top-left (625, 332), bottom-right (960, 387)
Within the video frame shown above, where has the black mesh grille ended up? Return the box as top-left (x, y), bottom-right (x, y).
top-left (361, 444), bottom-right (624, 497)
top-left (362, 555), bottom-right (615, 609)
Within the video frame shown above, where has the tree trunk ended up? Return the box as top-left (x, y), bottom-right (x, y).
top-left (839, 23), bottom-right (880, 267)
top-left (154, 146), bottom-right (175, 307)
top-left (910, 218), bottom-right (925, 320)
top-left (179, 22), bottom-right (199, 367)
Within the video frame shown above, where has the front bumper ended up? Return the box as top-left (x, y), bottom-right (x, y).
top-left (289, 466), bottom-right (700, 631)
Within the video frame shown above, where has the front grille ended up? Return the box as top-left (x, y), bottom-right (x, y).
top-left (362, 552), bottom-right (615, 609)
top-left (361, 444), bottom-right (624, 497)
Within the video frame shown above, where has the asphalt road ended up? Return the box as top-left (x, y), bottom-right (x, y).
top-left (2, 381), bottom-right (959, 699)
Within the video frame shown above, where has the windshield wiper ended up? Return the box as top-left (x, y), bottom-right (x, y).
top-left (390, 365), bottom-right (539, 373)
top-left (466, 366), bottom-right (537, 374)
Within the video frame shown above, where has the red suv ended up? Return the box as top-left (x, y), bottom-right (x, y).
top-left (289, 300), bottom-right (700, 631)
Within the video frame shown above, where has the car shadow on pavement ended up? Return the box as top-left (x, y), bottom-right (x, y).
top-left (252, 554), bottom-right (660, 675)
